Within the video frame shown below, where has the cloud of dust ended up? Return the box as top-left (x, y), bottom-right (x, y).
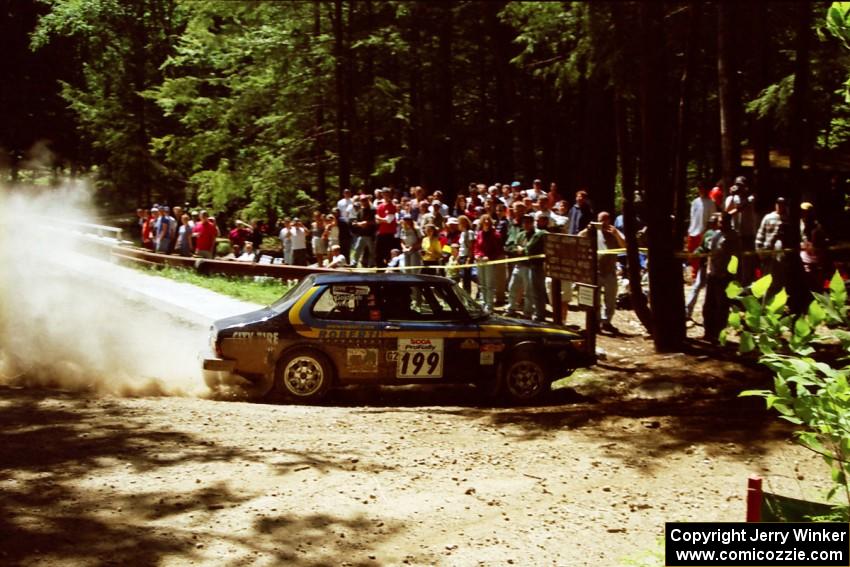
top-left (0, 181), bottom-right (209, 397)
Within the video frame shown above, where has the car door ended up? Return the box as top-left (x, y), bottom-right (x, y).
top-left (304, 282), bottom-right (386, 382)
top-left (379, 281), bottom-right (481, 382)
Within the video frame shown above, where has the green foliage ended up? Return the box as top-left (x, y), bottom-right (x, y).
top-left (32, 0), bottom-right (186, 206)
top-left (826, 2), bottom-right (850, 101)
top-left (730, 270), bottom-right (850, 516)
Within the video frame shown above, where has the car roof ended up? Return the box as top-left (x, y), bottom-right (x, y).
top-left (311, 272), bottom-right (452, 285)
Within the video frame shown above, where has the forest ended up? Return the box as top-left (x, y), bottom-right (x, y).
top-left (2, 0), bottom-right (850, 349)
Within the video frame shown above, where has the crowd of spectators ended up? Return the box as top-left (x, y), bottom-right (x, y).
top-left (684, 175), bottom-right (834, 343)
top-left (133, 174), bottom-right (838, 336)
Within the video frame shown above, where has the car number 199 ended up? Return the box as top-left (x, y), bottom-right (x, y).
top-left (396, 338), bottom-right (443, 378)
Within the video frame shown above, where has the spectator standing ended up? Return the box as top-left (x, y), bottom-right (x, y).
top-left (194, 211), bottom-right (218, 258)
top-left (474, 214), bottom-right (503, 312)
top-left (176, 214), bottom-right (193, 257)
top-left (421, 224), bottom-right (443, 275)
top-left (279, 218), bottom-right (293, 264)
top-left (337, 189), bottom-right (353, 221)
top-left (375, 188), bottom-right (398, 267)
top-left (505, 213), bottom-right (535, 319)
top-left (755, 197), bottom-right (790, 292)
top-left (685, 214), bottom-right (720, 320)
top-left (704, 214), bottom-right (741, 343)
top-left (579, 212), bottom-right (626, 334)
top-left (154, 207), bottom-right (173, 253)
top-left (142, 208), bottom-right (156, 250)
top-left (351, 195), bottom-right (377, 267)
top-left (725, 176), bottom-right (757, 284)
top-left (290, 218), bottom-right (309, 266)
top-left (525, 212), bottom-right (550, 322)
top-left (709, 180), bottom-right (724, 211)
top-left (567, 189), bottom-right (593, 235)
top-left (686, 182), bottom-right (717, 279)
top-left (398, 215), bottom-right (422, 273)
top-left (311, 211), bottom-right (328, 266)
top-left (457, 215), bottom-right (475, 292)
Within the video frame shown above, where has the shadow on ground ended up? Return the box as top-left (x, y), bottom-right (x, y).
top-left (0, 387), bottom-right (406, 566)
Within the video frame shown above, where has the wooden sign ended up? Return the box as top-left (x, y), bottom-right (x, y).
top-left (544, 233), bottom-right (595, 284)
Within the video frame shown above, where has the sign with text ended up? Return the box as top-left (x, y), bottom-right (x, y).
top-left (544, 233), bottom-right (595, 284)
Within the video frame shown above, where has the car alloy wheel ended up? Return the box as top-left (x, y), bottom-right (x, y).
top-left (283, 356), bottom-right (325, 397)
top-left (505, 358), bottom-right (546, 402)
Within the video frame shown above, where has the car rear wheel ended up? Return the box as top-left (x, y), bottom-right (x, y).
top-left (275, 349), bottom-right (333, 402)
top-left (503, 355), bottom-right (549, 404)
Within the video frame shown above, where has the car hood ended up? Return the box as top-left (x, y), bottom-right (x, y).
top-left (481, 314), bottom-right (582, 339)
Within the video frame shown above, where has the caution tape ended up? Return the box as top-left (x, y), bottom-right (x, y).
top-left (346, 253), bottom-right (547, 273)
top-left (344, 242), bottom-right (850, 272)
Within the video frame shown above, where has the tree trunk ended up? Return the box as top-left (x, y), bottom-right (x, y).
top-left (717, 2), bottom-right (739, 190)
top-left (364, 0), bottom-right (375, 188)
top-left (314, 2), bottom-right (326, 200)
top-left (436, 4), bottom-right (453, 193)
top-left (751, 2), bottom-right (771, 200)
top-left (640, 2), bottom-right (685, 351)
top-left (787, 2), bottom-right (812, 314)
top-left (615, 93), bottom-right (652, 330)
top-left (672, 2), bottom-right (699, 244)
top-left (332, 0), bottom-right (350, 198)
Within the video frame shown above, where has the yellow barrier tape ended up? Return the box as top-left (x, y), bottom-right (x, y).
top-left (347, 253), bottom-right (547, 273)
top-left (344, 242), bottom-right (850, 272)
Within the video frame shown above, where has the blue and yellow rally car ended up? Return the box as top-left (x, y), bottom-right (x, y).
top-left (203, 273), bottom-right (594, 404)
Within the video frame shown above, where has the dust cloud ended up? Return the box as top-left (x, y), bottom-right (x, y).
top-left (0, 181), bottom-right (208, 397)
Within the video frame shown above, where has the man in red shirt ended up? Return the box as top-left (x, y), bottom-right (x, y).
top-left (194, 210), bottom-right (219, 258)
top-left (375, 188), bottom-right (398, 267)
top-left (709, 180), bottom-right (724, 211)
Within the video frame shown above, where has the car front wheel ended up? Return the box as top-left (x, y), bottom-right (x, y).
top-left (503, 355), bottom-right (549, 404)
top-left (275, 349), bottom-right (333, 402)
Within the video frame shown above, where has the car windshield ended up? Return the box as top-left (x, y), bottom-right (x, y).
top-left (451, 282), bottom-right (488, 319)
top-left (269, 275), bottom-right (315, 314)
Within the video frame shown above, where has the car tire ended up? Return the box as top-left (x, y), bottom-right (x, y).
top-left (502, 354), bottom-right (549, 404)
top-left (274, 348), bottom-right (333, 402)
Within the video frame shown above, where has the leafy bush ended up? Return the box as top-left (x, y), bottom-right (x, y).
top-left (725, 269), bottom-right (850, 519)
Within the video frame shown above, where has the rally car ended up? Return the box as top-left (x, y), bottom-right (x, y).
top-left (203, 273), bottom-right (594, 404)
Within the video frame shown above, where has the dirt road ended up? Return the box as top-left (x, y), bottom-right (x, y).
top-left (0, 331), bottom-right (831, 566)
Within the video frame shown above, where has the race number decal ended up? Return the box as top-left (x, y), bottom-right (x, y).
top-left (396, 338), bottom-right (443, 378)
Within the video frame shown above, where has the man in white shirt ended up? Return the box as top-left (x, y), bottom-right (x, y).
top-left (289, 218), bottom-right (308, 265)
top-left (687, 182), bottom-right (717, 278)
top-left (337, 188), bottom-right (353, 221)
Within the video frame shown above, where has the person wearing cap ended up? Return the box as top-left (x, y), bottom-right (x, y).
top-left (443, 216), bottom-right (461, 246)
top-left (724, 175), bottom-right (757, 284)
top-left (578, 212), bottom-right (626, 333)
top-left (756, 196), bottom-right (790, 292)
